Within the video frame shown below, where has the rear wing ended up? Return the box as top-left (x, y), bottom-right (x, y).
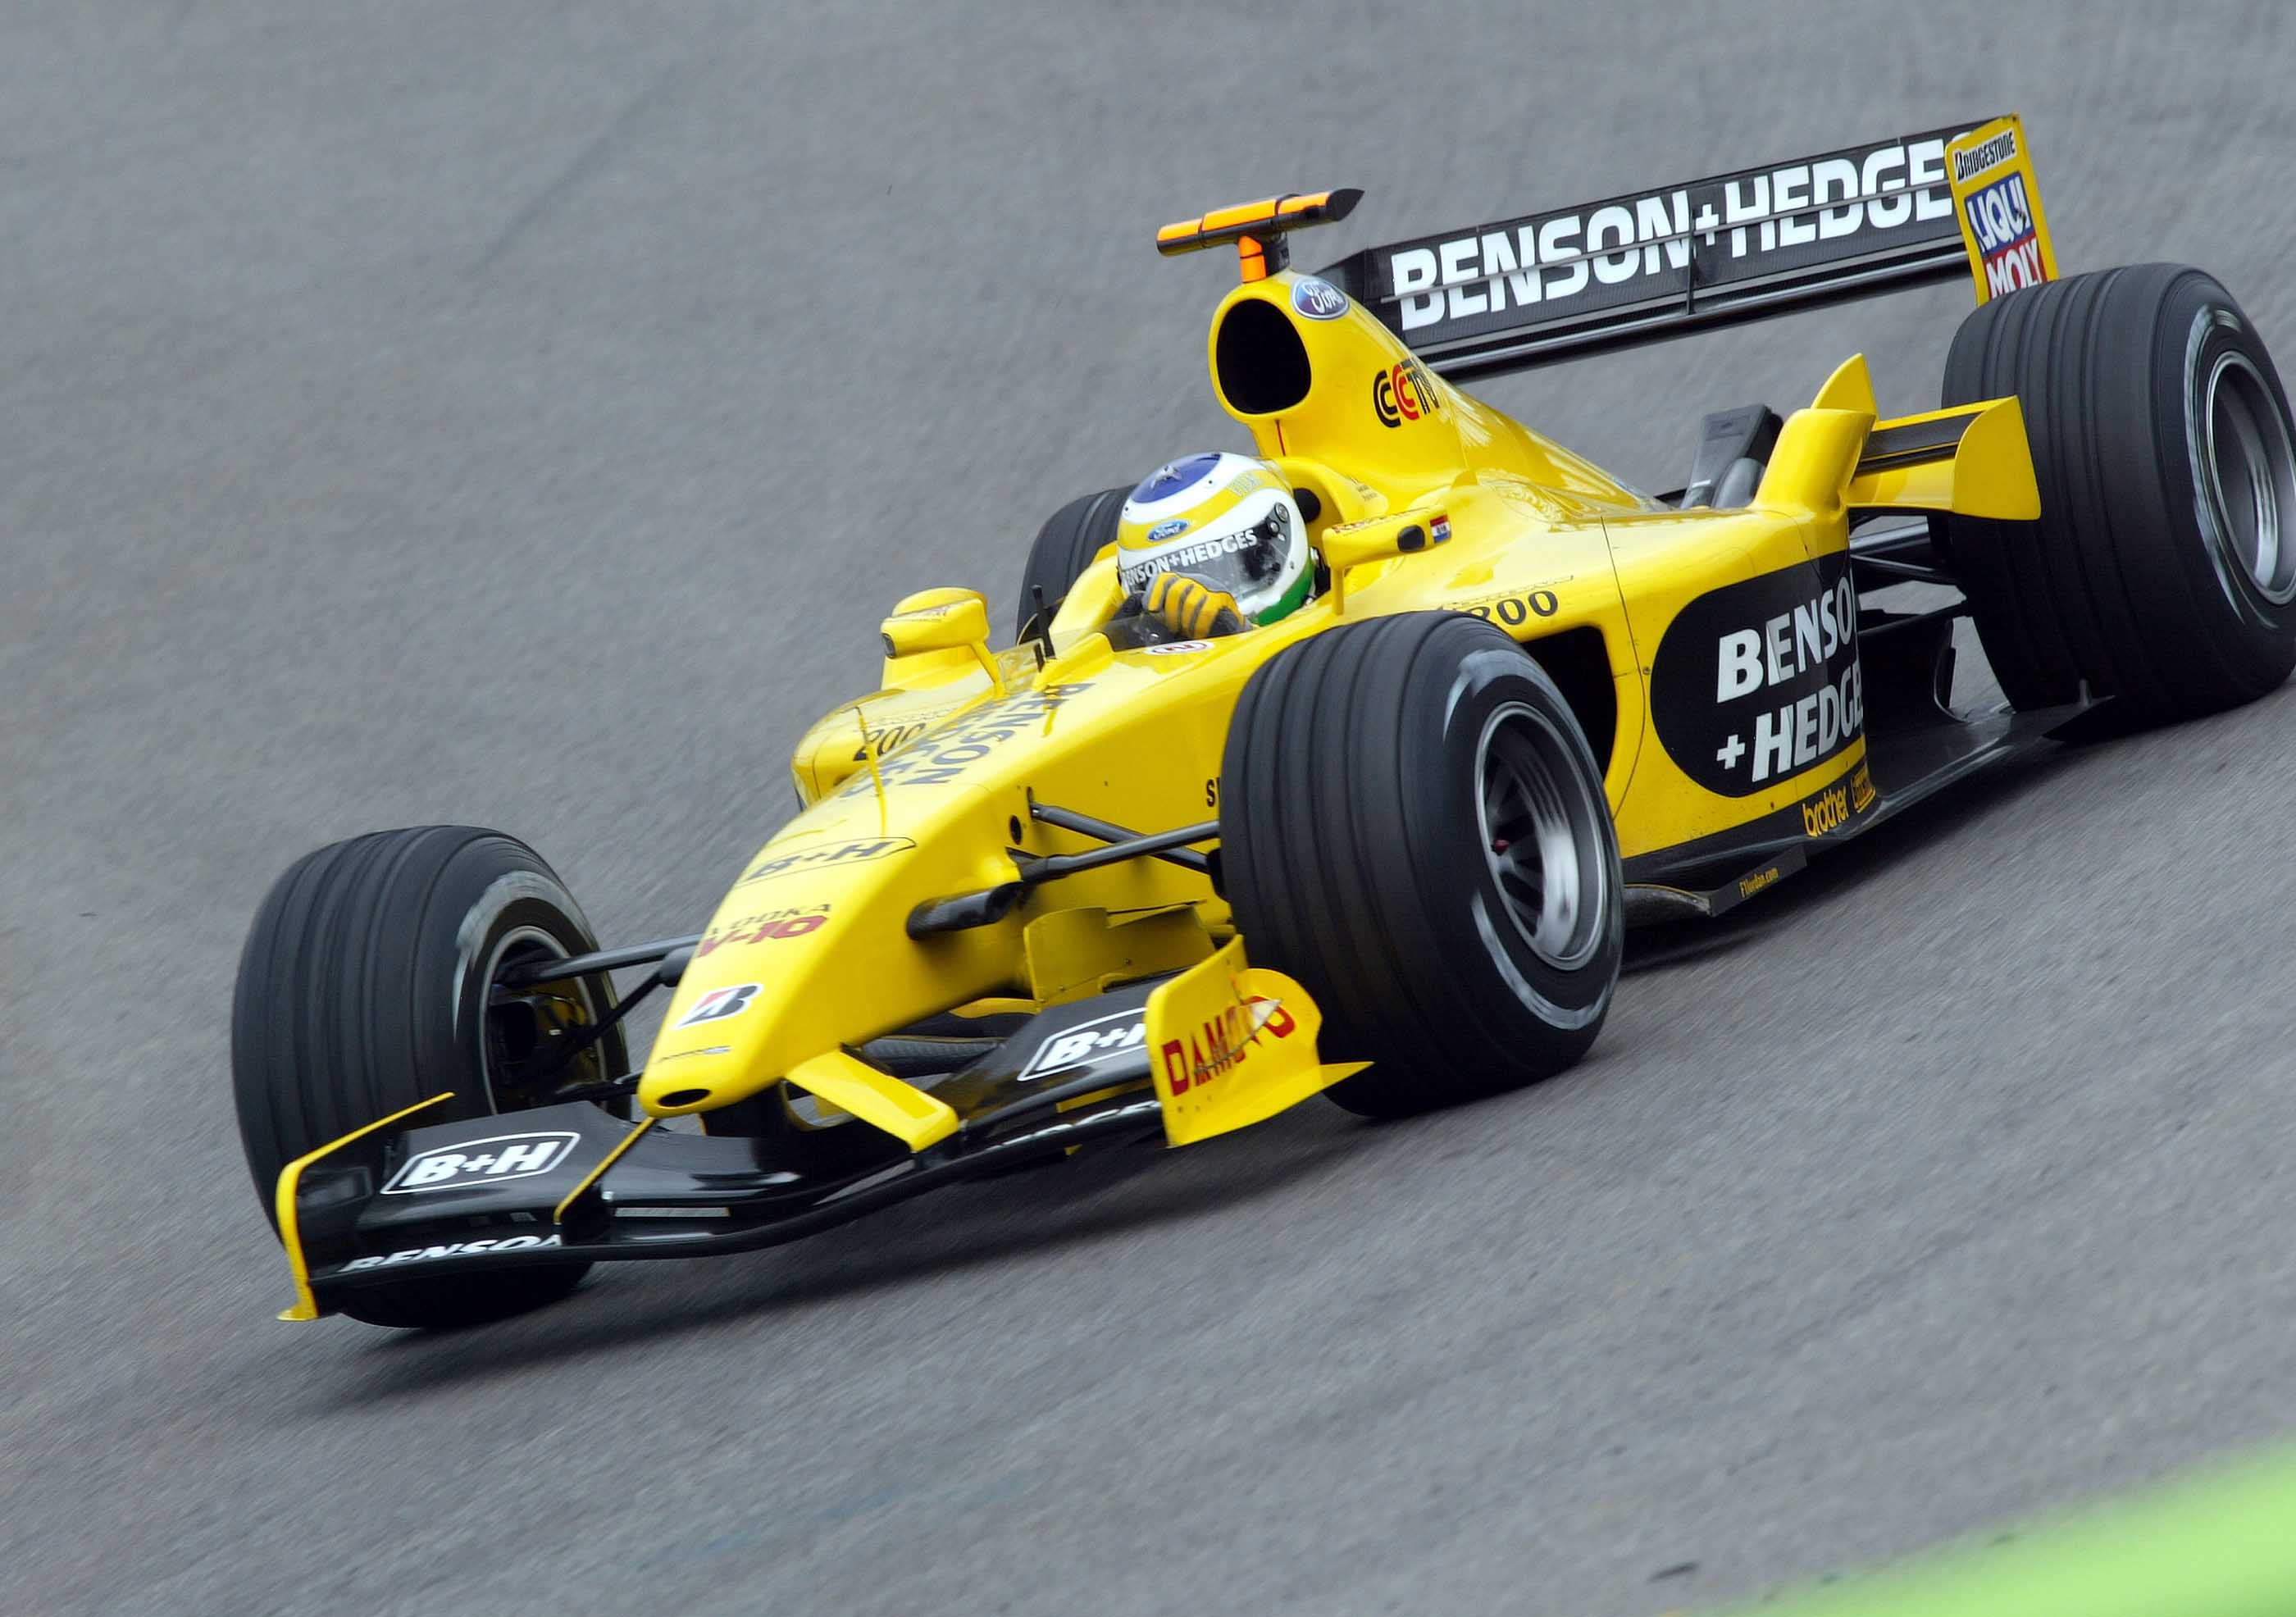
top-left (1321, 118), bottom-right (2047, 381)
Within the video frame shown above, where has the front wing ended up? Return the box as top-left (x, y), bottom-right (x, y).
top-left (276, 955), bottom-right (1357, 1320)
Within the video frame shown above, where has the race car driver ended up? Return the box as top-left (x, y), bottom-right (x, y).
top-left (1114, 451), bottom-right (1314, 640)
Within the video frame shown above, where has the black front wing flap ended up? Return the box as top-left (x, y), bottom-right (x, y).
top-left (283, 986), bottom-right (1170, 1318)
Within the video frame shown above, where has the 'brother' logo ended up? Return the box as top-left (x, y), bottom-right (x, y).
top-left (1802, 783), bottom-right (1849, 836)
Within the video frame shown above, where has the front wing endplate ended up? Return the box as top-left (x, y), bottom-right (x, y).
top-left (1145, 938), bottom-right (1365, 1146)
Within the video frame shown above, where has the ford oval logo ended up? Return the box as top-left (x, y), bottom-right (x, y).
top-left (1290, 276), bottom-right (1348, 320)
top-left (1146, 518), bottom-right (1191, 544)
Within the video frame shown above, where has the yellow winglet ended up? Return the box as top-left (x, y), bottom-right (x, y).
top-left (272, 1091), bottom-right (457, 1322)
top-left (1847, 397), bottom-right (2040, 520)
top-left (1811, 353), bottom-right (1877, 416)
top-left (786, 1050), bottom-right (960, 1151)
top-left (1145, 938), bottom-right (1364, 1146)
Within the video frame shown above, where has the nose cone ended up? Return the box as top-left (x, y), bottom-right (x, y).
top-left (637, 984), bottom-right (767, 1114)
top-left (636, 803), bottom-right (1026, 1119)
top-left (638, 658), bottom-right (1225, 1122)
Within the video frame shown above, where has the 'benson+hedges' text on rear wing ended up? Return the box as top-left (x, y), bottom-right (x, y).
top-left (1320, 116), bottom-right (2055, 381)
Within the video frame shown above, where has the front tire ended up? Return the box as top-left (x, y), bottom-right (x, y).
top-left (1941, 264), bottom-right (2296, 721)
top-left (1220, 613), bottom-right (1624, 1117)
top-left (231, 827), bottom-right (627, 1328)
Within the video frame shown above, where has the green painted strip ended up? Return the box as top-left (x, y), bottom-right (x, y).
top-left (1733, 1446), bottom-right (2296, 1617)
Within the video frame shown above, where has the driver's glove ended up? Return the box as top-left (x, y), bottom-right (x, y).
top-left (1146, 572), bottom-right (1249, 640)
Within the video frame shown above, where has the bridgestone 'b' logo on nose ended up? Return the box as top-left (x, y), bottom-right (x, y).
top-left (674, 983), bottom-right (758, 1027)
top-left (380, 1131), bottom-right (581, 1195)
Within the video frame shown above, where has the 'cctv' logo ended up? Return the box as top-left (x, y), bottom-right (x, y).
top-left (1372, 359), bottom-right (1439, 428)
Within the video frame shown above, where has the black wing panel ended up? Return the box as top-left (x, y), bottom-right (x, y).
top-left (1323, 122), bottom-right (1986, 379)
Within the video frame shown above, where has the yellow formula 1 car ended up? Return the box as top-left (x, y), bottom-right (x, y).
top-left (235, 116), bottom-right (2296, 1327)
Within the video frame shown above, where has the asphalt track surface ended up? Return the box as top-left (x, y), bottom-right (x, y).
top-left (9, 5), bottom-right (2296, 1614)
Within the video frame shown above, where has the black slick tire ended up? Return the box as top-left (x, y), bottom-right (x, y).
top-left (1014, 486), bottom-right (1128, 647)
top-left (1940, 264), bottom-right (2296, 721)
top-left (231, 827), bottom-right (627, 1329)
top-left (1220, 613), bottom-right (1624, 1117)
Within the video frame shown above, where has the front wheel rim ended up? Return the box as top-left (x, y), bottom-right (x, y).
top-left (482, 927), bottom-right (613, 1113)
top-left (1474, 701), bottom-right (1609, 971)
top-left (2196, 346), bottom-right (2296, 607)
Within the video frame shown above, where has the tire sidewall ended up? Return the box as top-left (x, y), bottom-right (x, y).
top-left (2157, 280), bottom-right (2296, 652)
top-left (440, 863), bottom-right (625, 1118)
top-left (1408, 631), bottom-right (1624, 1031)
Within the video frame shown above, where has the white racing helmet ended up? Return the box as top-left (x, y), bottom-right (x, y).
top-left (1114, 452), bottom-right (1312, 625)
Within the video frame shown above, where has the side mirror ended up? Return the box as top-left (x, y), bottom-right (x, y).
top-left (882, 587), bottom-right (991, 657)
top-left (880, 588), bottom-right (1003, 692)
top-left (1321, 509), bottom-right (1451, 610)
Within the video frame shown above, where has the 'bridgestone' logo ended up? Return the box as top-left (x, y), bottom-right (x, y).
top-left (1952, 130), bottom-right (2017, 183)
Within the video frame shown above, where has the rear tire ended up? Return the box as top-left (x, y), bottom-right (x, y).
top-left (1941, 264), bottom-right (2296, 721)
top-left (231, 827), bottom-right (627, 1328)
top-left (1220, 613), bottom-right (1623, 1117)
top-left (1014, 486), bottom-right (1128, 647)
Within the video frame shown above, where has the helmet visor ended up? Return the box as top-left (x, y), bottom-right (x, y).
top-left (1116, 499), bottom-right (1295, 610)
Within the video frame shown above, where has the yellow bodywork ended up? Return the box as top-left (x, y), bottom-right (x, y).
top-left (635, 257), bottom-right (2041, 1145)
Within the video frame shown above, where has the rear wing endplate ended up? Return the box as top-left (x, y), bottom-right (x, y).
top-left (1321, 117), bottom-right (2047, 380)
